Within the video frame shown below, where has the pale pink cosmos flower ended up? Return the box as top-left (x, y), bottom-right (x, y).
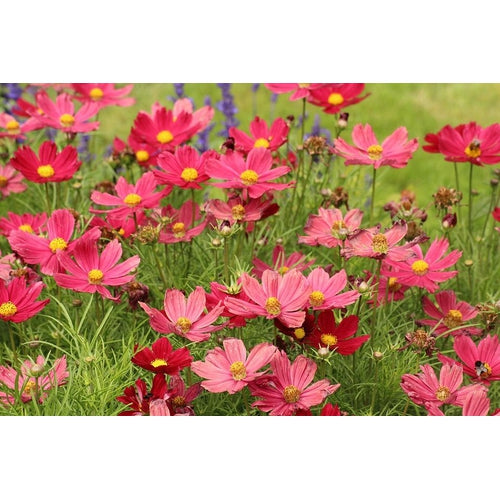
top-left (252, 244), bottom-right (315, 279)
top-left (425, 385), bottom-right (491, 416)
top-left (71, 83), bottom-right (135, 109)
top-left (206, 148), bottom-right (293, 199)
top-left (139, 286), bottom-right (226, 342)
top-left (249, 351), bottom-right (340, 416)
top-left (0, 355), bottom-right (68, 404)
top-left (332, 123), bottom-right (419, 169)
top-left (305, 267), bottom-right (360, 311)
top-left (157, 200), bottom-right (207, 244)
top-left (53, 237), bottom-right (140, 301)
top-left (299, 207), bottom-right (363, 248)
top-left (224, 269), bottom-right (311, 328)
top-left (191, 338), bottom-right (277, 394)
top-left (418, 290), bottom-right (482, 337)
top-left (0, 112), bottom-right (31, 140)
top-left (383, 238), bottom-right (462, 293)
top-left (0, 163), bottom-right (26, 198)
top-left (264, 83), bottom-right (326, 101)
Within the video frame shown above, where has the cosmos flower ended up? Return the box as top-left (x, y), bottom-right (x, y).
top-left (71, 83), bottom-right (135, 109)
top-left (264, 83), bottom-right (326, 101)
top-left (166, 375), bottom-right (202, 415)
top-left (0, 112), bottom-right (31, 140)
top-left (0, 211), bottom-right (47, 237)
top-left (157, 200), bottom-right (207, 244)
top-left (0, 164), bottom-right (26, 198)
top-left (0, 277), bottom-right (49, 323)
top-left (116, 373), bottom-right (168, 416)
top-left (306, 83), bottom-right (369, 114)
top-left (252, 244), bottom-right (315, 279)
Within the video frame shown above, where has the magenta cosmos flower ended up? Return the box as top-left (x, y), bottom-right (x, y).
top-left (264, 83), bottom-right (326, 101)
top-left (191, 337), bottom-right (277, 394)
top-left (423, 122), bottom-right (500, 166)
top-left (305, 267), bottom-right (360, 311)
top-left (9, 141), bottom-right (81, 183)
top-left (224, 269), bottom-right (311, 328)
top-left (0, 355), bottom-right (68, 404)
top-left (332, 123), bottom-right (418, 169)
top-left (0, 163), bottom-right (26, 198)
top-left (139, 286), bottom-right (226, 342)
top-left (172, 98), bottom-right (214, 134)
top-left (131, 337), bottom-right (192, 375)
top-left (383, 237), bottom-right (462, 293)
top-left (53, 237), bottom-right (140, 301)
top-left (157, 200), bottom-right (207, 244)
top-left (71, 83), bottom-right (135, 109)
top-left (229, 116), bottom-right (290, 154)
top-left (206, 148), bottom-right (293, 199)
top-left (0, 211), bottom-right (47, 237)
top-left (299, 207), bottom-right (363, 248)
top-left (306, 83), bottom-right (369, 114)
top-left (0, 277), bottom-right (49, 323)
top-left (418, 290), bottom-right (482, 337)
top-left (249, 351), bottom-right (340, 416)
top-left (252, 244), bottom-right (315, 279)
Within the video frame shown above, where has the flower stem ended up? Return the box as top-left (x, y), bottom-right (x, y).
top-left (370, 259), bottom-right (382, 335)
top-left (468, 162), bottom-right (474, 236)
top-left (370, 168), bottom-right (377, 225)
top-left (454, 162), bottom-right (462, 220)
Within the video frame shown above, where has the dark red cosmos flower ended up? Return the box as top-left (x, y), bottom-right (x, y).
top-left (305, 310), bottom-right (369, 355)
top-left (131, 337), bottom-right (192, 375)
top-left (116, 373), bottom-right (168, 416)
top-left (274, 311), bottom-right (316, 344)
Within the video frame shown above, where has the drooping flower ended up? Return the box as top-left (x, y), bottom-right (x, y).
top-left (224, 269), bottom-right (311, 328)
top-left (0, 276), bottom-right (49, 323)
top-left (418, 290), bottom-right (482, 337)
top-left (252, 244), bottom-right (315, 279)
top-left (53, 237), bottom-right (140, 301)
top-left (191, 337), bottom-right (277, 394)
top-left (71, 83), bottom-right (135, 109)
top-left (332, 123), bottom-right (418, 169)
top-left (306, 83), bottom-right (370, 114)
top-left (131, 337), bottom-right (192, 375)
top-left (0, 163), bottom-right (26, 197)
top-left (116, 373), bottom-right (168, 416)
top-left (139, 286), bottom-right (226, 342)
top-left (9, 141), bottom-right (82, 183)
top-left (157, 200), bottom-right (207, 244)
top-left (0, 211), bottom-right (47, 237)
top-left (249, 351), bottom-right (340, 416)
top-left (206, 148), bottom-right (293, 199)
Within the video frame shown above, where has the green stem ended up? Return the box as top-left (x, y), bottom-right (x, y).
top-left (481, 185), bottom-right (496, 240)
top-left (454, 162), bottom-right (462, 221)
top-left (370, 168), bottom-right (377, 225)
top-left (7, 323), bottom-right (18, 364)
top-left (293, 155), bottom-right (315, 225)
top-left (370, 259), bottom-right (382, 335)
top-left (468, 162), bottom-right (474, 236)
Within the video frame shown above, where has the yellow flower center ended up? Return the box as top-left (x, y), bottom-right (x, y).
top-left (387, 277), bottom-right (401, 292)
top-left (229, 361), bottom-right (247, 380)
top-left (37, 164), bottom-right (55, 178)
top-left (464, 139), bottom-right (481, 159)
top-left (443, 309), bottom-right (463, 329)
top-left (298, 83), bottom-right (310, 88)
top-left (151, 359), bottom-right (168, 368)
top-left (265, 297), bottom-right (281, 316)
top-left (278, 266), bottom-right (289, 275)
top-left (181, 167), bottom-right (199, 182)
top-left (123, 193), bottom-right (142, 206)
top-left (6, 119), bottom-right (20, 134)
top-left (327, 92), bottom-right (344, 106)
top-left (49, 237), bottom-right (68, 252)
top-left (411, 260), bottom-right (429, 276)
top-left (371, 233), bottom-right (389, 254)
top-left (172, 395), bottom-right (186, 407)
top-left (293, 327), bottom-right (306, 340)
top-left (23, 380), bottom-right (37, 395)
top-left (240, 169), bottom-right (259, 186)
top-left (283, 385), bottom-right (301, 403)
top-left (135, 150), bottom-right (150, 162)
top-left (0, 301), bottom-right (17, 317)
top-left (172, 222), bottom-right (186, 238)
top-left (88, 269), bottom-right (104, 284)
top-left (0, 175), bottom-right (7, 187)
top-left (367, 144), bottom-right (383, 160)
top-left (320, 333), bottom-right (338, 346)
top-left (254, 137), bottom-right (270, 148)
top-left (176, 316), bottom-right (192, 334)
top-left (231, 204), bottom-right (246, 221)
top-left (331, 220), bottom-right (348, 238)
top-left (89, 87), bottom-right (104, 100)
top-left (309, 290), bottom-right (325, 307)
top-left (18, 224), bottom-right (34, 233)
top-left (435, 386), bottom-right (451, 402)
top-left (60, 113), bottom-right (75, 127)
top-left (157, 130), bottom-right (174, 144)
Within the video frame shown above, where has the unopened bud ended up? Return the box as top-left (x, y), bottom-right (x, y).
top-left (373, 351), bottom-right (384, 361)
top-left (318, 347), bottom-right (330, 358)
top-left (464, 259), bottom-right (474, 267)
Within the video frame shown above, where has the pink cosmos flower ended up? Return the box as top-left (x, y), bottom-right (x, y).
top-left (229, 116), bottom-right (290, 154)
top-left (205, 280), bottom-right (252, 328)
top-left (0, 355), bottom-right (68, 404)
top-left (9, 141), bottom-right (82, 183)
top-left (224, 269), bottom-right (311, 328)
top-left (34, 90), bottom-right (100, 134)
top-left (90, 171), bottom-right (170, 221)
top-left (249, 351), bottom-right (340, 416)
top-left (71, 83), bottom-right (135, 109)
top-left (0, 163), bottom-right (26, 197)
top-left (154, 145), bottom-right (211, 190)
top-left (372, 267), bottom-right (410, 305)
top-left (252, 244), bottom-right (315, 279)
top-left (264, 83), bottom-right (326, 101)
top-left (401, 363), bottom-right (475, 409)
top-left (383, 238), bottom-right (462, 293)
top-left (423, 122), bottom-right (500, 166)
top-left (332, 123), bottom-right (418, 169)
top-left (0, 112), bottom-right (31, 140)
top-left (157, 200), bottom-right (207, 244)
top-left (298, 207), bottom-right (363, 248)
top-left (438, 334), bottom-right (500, 385)
top-left (191, 337), bottom-right (277, 394)
top-left (305, 267), bottom-right (360, 310)
top-left (139, 286), bottom-right (226, 342)
top-left (172, 97), bottom-right (214, 134)
top-left (0, 276), bottom-right (49, 323)
top-left (0, 211), bottom-right (47, 237)
top-left (306, 83), bottom-right (370, 114)
top-left (0, 251), bottom-right (16, 282)
top-left (418, 290), bottom-right (482, 337)
top-left (116, 373), bottom-right (168, 416)
top-left (206, 148), bottom-right (293, 199)
top-left (8, 208), bottom-right (101, 276)
top-left (53, 237), bottom-right (140, 301)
